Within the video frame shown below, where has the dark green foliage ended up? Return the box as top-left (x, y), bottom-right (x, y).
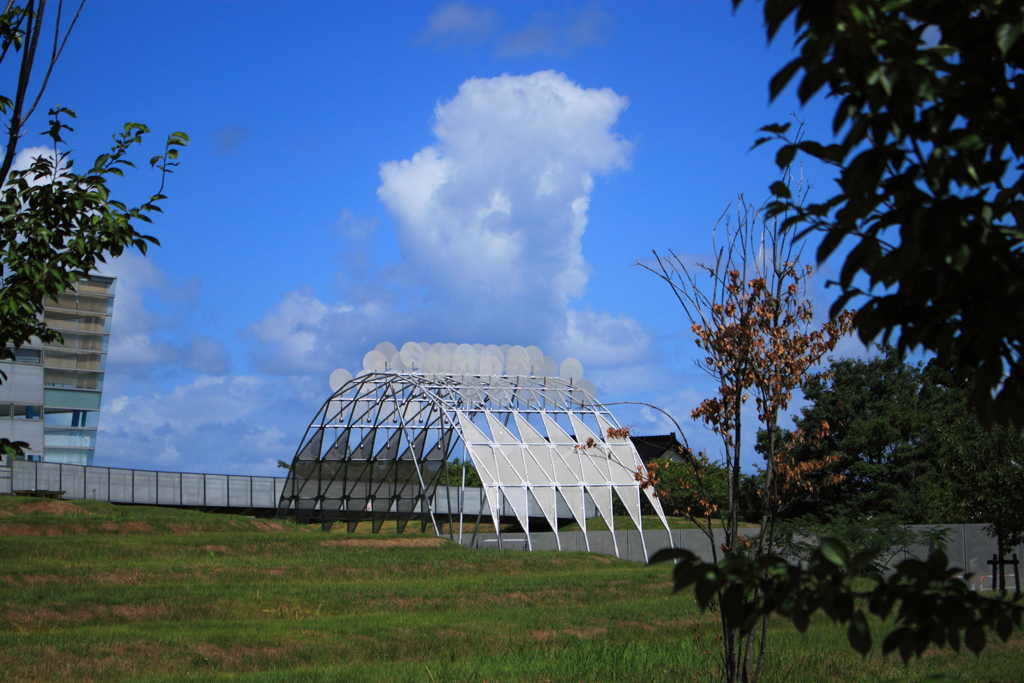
top-left (744, 0), bottom-right (1024, 427)
top-left (782, 346), bottom-right (1024, 551)
top-left (1, 110), bottom-right (186, 361)
top-left (441, 458), bottom-right (482, 488)
top-left (785, 346), bottom-right (933, 520)
top-left (774, 514), bottom-right (918, 573)
top-left (649, 456), bottom-right (760, 523)
top-left (652, 538), bottom-right (1024, 663)
top-left (923, 359), bottom-right (1024, 549)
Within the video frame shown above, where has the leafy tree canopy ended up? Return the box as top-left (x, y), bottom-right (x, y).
top-left (784, 346), bottom-right (932, 520)
top-left (744, 0), bottom-right (1024, 426)
top-left (783, 347), bottom-right (1024, 549)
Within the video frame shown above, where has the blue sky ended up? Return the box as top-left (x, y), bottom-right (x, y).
top-left (26, 1), bottom-right (868, 475)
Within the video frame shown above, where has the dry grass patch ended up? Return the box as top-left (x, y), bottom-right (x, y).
top-left (91, 570), bottom-right (143, 585)
top-left (111, 603), bottom-right (169, 620)
top-left (16, 500), bottom-right (92, 516)
top-left (200, 544), bottom-right (234, 554)
top-left (2, 601), bottom-right (169, 627)
top-left (318, 537), bottom-right (447, 549)
top-left (0, 523), bottom-right (63, 536)
top-left (531, 626), bottom-right (608, 641)
top-left (13, 573), bottom-right (75, 586)
top-left (98, 521), bottom-right (153, 534)
top-left (615, 620), bottom-right (656, 632)
top-left (189, 641), bottom-right (299, 666)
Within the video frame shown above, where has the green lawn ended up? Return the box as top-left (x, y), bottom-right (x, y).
top-left (0, 496), bottom-right (1020, 682)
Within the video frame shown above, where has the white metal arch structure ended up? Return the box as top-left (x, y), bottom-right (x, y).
top-left (276, 371), bottom-right (672, 558)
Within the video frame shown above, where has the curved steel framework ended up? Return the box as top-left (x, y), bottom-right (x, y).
top-left (277, 372), bottom-right (672, 557)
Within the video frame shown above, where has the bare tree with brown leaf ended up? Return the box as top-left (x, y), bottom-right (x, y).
top-left (638, 186), bottom-right (853, 683)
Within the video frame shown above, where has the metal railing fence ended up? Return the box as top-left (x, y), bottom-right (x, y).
top-left (0, 459), bottom-right (286, 509)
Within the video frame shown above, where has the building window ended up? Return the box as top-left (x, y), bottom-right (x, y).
top-left (43, 350), bottom-right (105, 371)
top-left (44, 429), bottom-right (97, 448)
top-left (42, 448), bottom-right (92, 465)
top-left (74, 278), bottom-right (114, 295)
top-left (4, 347), bottom-right (42, 364)
top-left (44, 407), bottom-right (99, 428)
top-left (12, 405), bottom-right (41, 420)
top-left (43, 369), bottom-right (103, 390)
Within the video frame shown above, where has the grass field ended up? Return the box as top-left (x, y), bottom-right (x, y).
top-left (1, 496), bottom-right (1021, 682)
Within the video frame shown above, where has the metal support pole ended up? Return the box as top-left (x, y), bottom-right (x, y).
top-left (458, 464), bottom-right (466, 544)
top-left (469, 487), bottom-right (484, 549)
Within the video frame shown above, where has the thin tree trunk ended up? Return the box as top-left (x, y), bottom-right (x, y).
top-left (750, 612), bottom-right (770, 683)
top-left (730, 382), bottom-right (742, 552)
top-left (0, 0), bottom-right (44, 188)
top-left (742, 626), bottom-right (756, 682)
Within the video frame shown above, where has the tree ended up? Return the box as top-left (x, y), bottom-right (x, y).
top-left (646, 453), bottom-right (746, 520)
top-left (785, 346), bottom-right (934, 520)
top-left (641, 192), bottom-right (852, 683)
top-left (0, 2), bottom-right (187, 456)
top-left (442, 458), bottom-right (482, 489)
top-left (784, 348), bottom-right (1024, 545)
top-left (745, 0), bottom-right (1024, 427)
top-left (924, 359), bottom-right (1024, 576)
top-left (652, 538), bottom-right (1023, 669)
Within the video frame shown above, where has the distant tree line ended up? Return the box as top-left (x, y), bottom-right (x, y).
top-left (649, 345), bottom-right (1024, 554)
top-left (773, 346), bottom-right (1024, 551)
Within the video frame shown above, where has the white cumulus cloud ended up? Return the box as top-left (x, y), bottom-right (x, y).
top-left (377, 69), bottom-right (631, 338)
top-left (247, 71), bottom-right (641, 376)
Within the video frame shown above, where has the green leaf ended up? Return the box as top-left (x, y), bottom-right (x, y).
top-left (770, 59), bottom-right (802, 100)
top-left (996, 22), bottom-right (1022, 57)
top-left (775, 144), bottom-right (797, 170)
top-left (819, 538), bottom-right (849, 569)
top-left (965, 625), bottom-right (986, 655)
top-left (648, 547), bottom-right (695, 565)
top-left (882, 627), bottom-right (910, 656)
top-left (769, 180), bottom-right (792, 199)
top-left (694, 575), bottom-right (718, 609)
top-left (850, 548), bottom-right (879, 572)
top-left (759, 122), bottom-right (791, 135)
top-left (847, 610), bottom-right (871, 655)
top-left (996, 616), bottom-right (1012, 642)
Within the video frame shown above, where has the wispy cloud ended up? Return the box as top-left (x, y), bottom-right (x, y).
top-left (498, 4), bottom-right (613, 57)
top-left (418, 2), bottom-right (498, 46)
top-left (97, 252), bottom-right (226, 379)
top-left (213, 126), bottom-right (248, 153)
top-left (418, 3), bottom-right (613, 57)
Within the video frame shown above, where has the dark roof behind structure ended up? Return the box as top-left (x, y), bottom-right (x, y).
top-left (629, 433), bottom-right (684, 464)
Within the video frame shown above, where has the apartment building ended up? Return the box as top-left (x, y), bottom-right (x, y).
top-left (0, 275), bottom-right (115, 465)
